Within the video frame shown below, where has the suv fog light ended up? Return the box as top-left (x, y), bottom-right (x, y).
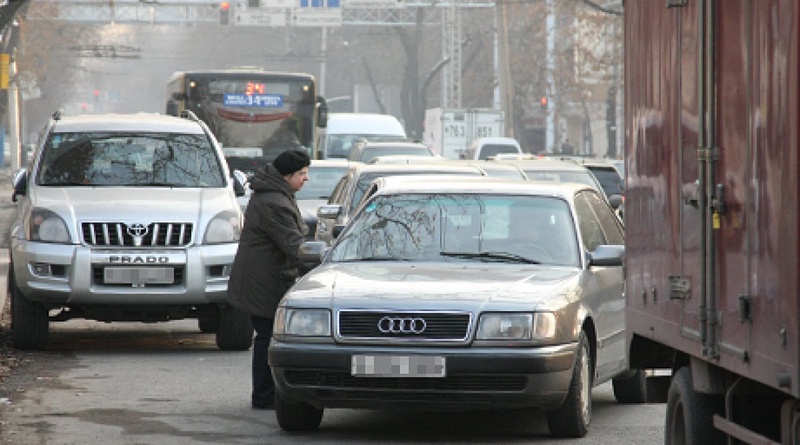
top-left (31, 262), bottom-right (51, 276)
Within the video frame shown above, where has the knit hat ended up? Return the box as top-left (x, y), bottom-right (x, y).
top-left (272, 149), bottom-right (311, 176)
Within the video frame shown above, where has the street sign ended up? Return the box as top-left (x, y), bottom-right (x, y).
top-left (290, 7), bottom-right (342, 27)
top-left (344, 0), bottom-right (404, 8)
top-left (235, 7), bottom-right (287, 26)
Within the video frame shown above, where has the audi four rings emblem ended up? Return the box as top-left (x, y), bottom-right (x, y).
top-left (378, 316), bottom-right (427, 334)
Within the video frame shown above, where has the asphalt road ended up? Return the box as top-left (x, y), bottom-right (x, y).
top-left (0, 319), bottom-right (666, 444)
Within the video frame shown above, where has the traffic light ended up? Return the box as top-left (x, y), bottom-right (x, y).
top-left (540, 95), bottom-right (548, 108)
top-left (93, 89), bottom-right (101, 101)
top-left (219, 1), bottom-right (231, 25)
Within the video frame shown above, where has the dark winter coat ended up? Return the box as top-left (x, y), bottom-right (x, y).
top-left (226, 165), bottom-right (306, 319)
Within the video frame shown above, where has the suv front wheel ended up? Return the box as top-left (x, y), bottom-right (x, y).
top-left (9, 272), bottom-right (49, 351)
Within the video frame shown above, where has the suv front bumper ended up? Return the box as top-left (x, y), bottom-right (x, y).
top-left (10, 239), bottom-right (237, 306)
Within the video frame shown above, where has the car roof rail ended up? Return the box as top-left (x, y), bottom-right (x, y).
top-left (180, 110), bottom-right (200, 122)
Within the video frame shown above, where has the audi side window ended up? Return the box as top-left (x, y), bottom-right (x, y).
top-left (582, 190), bottom-right (624, 245)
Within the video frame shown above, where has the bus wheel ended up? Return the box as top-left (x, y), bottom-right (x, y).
top-left (665, 366), bottom-right (725, 445)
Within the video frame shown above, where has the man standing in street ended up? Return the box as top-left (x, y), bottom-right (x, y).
top-left (227, 148), bottom-right (310, 410)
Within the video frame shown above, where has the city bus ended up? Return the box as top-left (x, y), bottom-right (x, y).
top-left (166, 68), bottom-right (327, 174)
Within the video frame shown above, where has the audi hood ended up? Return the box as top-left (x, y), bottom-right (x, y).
top-left (280, 262), bottom-right (581, 313)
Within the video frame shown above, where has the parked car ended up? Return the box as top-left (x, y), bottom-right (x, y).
top-left (494, 158), bottom-right (623, 213)
top-left (8, 111), bottom-right (252, 351)
top-left (295, 159), bottom-right (350, 241)
top-left (609, 158), bottom-right (624, 177)
top-left (269, 176), bottom-right (646, 436)
top-left (347, 141), bottom-right (435, 164)
top-left (464, 136), bottom-right (523, 160)
top-left (575, 159), bottom-right (624, 200)
top-left (315, 162), bottom-right (485, 245)
top-left (467, 160), bottom-right (528, 179)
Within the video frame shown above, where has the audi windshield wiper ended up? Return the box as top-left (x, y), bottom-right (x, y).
top-left (440, 251), bottom-right (541, 264)
top-left (340, 256), bottom-right (409, 262)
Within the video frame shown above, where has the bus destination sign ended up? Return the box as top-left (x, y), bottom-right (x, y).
top-left (223, 94), bottom-right (284, 108)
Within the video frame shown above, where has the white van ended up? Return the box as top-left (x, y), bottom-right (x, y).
top-left (317, 113), bottom-right (407, 159)
top-left (465, 136), bottom-right (523, 160)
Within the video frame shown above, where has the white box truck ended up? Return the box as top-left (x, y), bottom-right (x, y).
top-left (422, 108), bottom-right (504, 160)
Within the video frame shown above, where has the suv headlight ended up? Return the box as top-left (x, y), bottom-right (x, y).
top-left (203, 210), bottom-right (241, 244)
top-left (274, 308), bottom-right (331, 337)
top-left (27, 208), bottom-right (71, 243)
top-left (476, 312), bottom-right (556, 341)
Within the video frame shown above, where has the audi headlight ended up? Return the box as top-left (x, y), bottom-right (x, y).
top-left (274, 308), bottom-right (331, 337)
top-left (476, 312), bottom-right (557, 341)
top-left (203, 210), bottom-right (241, 244)
top-left (27, 208), bottom-right (71, 243)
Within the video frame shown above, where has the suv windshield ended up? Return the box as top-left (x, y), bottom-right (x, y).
top-left (37, 132), bottom-right (225, 187)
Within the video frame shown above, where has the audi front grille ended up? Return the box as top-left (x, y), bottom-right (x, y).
top-left (81, 222), bottom-right (194, 247)
top-left (338, 311), bottom-right (471, 341)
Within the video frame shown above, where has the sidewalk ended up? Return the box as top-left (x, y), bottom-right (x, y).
top-left (0, 167), bottom-right (16, 321)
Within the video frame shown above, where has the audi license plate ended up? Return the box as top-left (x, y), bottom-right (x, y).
top-left (104, 267), bottom-right (174, 285)
top-left (351, 354), bottom-right (446, 378)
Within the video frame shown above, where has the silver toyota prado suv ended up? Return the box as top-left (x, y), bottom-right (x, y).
top-left (8, 111), bottom-right (253, 351)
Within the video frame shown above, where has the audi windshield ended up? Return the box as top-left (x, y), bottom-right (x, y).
top-left (328, 193), bottom-right (580, 267)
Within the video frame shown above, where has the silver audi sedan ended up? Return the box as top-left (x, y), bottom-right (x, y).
top-left (269, 176), bottom-right (644, 438)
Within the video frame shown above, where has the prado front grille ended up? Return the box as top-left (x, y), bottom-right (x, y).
top-left (81, 222), bottom-right (194, 247)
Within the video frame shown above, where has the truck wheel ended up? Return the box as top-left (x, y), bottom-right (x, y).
top-left (215, 305), bottom-right (253, 350)
top-left (197, 307), bottom-right (220, 333)
top-left (665, 366), bottom-right (725, 444)
top-left (612, 369), bottom-right (647, 403)
top-left (9, 276), bottom-right (49, 351)
top-left (546, 332), bottom-right (592, 438)
top-left (275, 390), bottom-right (323, 432)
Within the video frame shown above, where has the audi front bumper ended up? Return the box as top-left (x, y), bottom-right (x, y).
top-left (269, 340), bottom-right (578, 411)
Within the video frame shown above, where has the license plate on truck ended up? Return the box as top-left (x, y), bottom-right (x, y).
top-left (351, 354), bottom-right (446, 378)
top-left (104, 267), bottom-right (174, 284)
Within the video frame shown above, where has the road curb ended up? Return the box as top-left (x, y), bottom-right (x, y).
top-left (0, 249), bottom-right (8, 322)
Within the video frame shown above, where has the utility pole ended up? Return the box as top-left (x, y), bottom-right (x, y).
top-left (441, 0), bottom-right (462, 108)
top-left (545, 0), bottom-right (555, 152)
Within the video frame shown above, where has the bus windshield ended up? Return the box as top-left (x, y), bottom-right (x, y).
top-left (167, 70), bottom-right (320, 175)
